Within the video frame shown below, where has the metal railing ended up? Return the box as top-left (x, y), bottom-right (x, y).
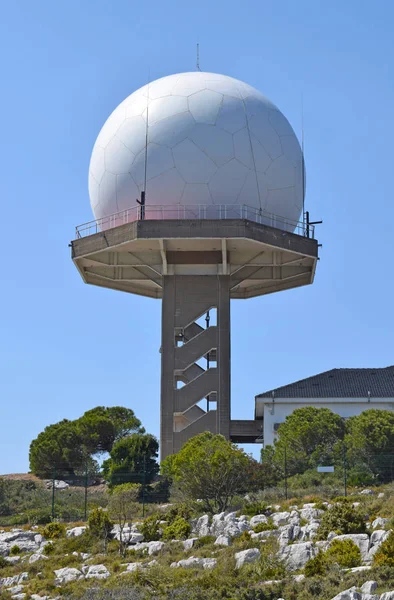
top-left (75, 204), bottom-right (314, 240)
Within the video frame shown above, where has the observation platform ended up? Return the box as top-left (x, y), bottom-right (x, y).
top-left (72, 204), bottom-right (318, 301)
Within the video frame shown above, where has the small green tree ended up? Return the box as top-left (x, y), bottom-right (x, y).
top-left (261, 407), bottom-right (345, 477)
top-left (161, 432), bottom-right (251, 513)
top-left (162, 517), bottom-right (191, 541)
top-left (102, 434), bottom-right (159, 487)
top-left (325, 539), bottom-right (361, 568)
top-left (108, 483), bottom-right (141, 556)
top-left (88, 507), bottom-right (113, 553)
top-left (317, 502), bottom-right (366, 540)
top-left (345, 409), bottom-right (394, 483)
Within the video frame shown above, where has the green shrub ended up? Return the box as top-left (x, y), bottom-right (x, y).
top-left (10, 544), bottom-right (20, 556)
top-left (0, 556), bottom-right (8, 569)
top-left (326, 539), bottom-right (361, 568)
top-left (193, 535), bottom-right (215, 548)
top-left (162, 516), bottom-right (191, 541)
top-left (164, 502), bottom-right (193, 523)
top-left (139, 513), bottom-right (162, 542)
top-left (304, 551), bottom-right (328, 577)
top-left (241, 500), bottom-right (268, 517)
top-left (42, 542), bottom-right (55, 555)
top-left (253, 519), bottom-right (277, 533)
top-left (374, 531), bottom-right (394, 567)
top-left (317, 502), bottom-right (366, 539)
top-left (25, 508), bottom-right (52, 525)
top-left (88, 507), bottom-right (113, 540)
top-left (42, 521), bottom-right (66, 539)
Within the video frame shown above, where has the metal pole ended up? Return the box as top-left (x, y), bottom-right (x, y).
top-left (142, 455), bottom-right (146, 518)
top-left (84, 461), bottom-right (88, 521)
top-left (284, 446), bottom-right (288, 500)
top-left (205, 310), bottom-right (210, 412)
top-left (343, 444), bottom-right (347, 497)
top-left (52, 466), bottom-right (56, 520)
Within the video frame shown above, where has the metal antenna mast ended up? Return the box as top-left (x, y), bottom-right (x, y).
top-left (137, 74), bottom-right (150, 220)
top-left (301, 94), bottom-right (305, 227)
top-left (196, 43), bottom-right (201, 71)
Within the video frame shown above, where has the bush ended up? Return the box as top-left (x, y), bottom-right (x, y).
top-left (0, 556), bottom-right (8, 569)
top-left (42, 521), bottom-right (66, 539)
top-left (25, 508), bottom-right (52, 525)
top-left (10, 544), bottom-right (20, 556)
top-left (43, 542), bottom-right (55, 555)
top-left (374, 531), bottom-right (394, 567)
top-left (193, 535), bottom-right (215, 548)
top-left (325, 539), bottom-right (361, 568)
top-left (139, 513), bottom-right (162, 542)
top-left (88, 507), bottom-right (113, 540)
top-left (253, 519), bottom-right (277, 533)
top-left (317, 502), bottom-right (366, 539)
top-left (162, 516), bottom-right (191, 541)
top-left (241, 500), bottom-right (268, 517)
top-left (304, 551), bottom-right (328, 577)
top-left (164, 502), bottom-right (193, 523)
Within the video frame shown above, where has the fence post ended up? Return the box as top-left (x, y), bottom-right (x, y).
top-left (51, 466), bottom-right (56, 520)
top-left (142, 455), bottom-right (146, 518)
top-left (343, 444), bottom-right (347, 497)
top-left (284, 446), bottom-right (288, 500)
top-left (84, 461), bottom-right (88, 521)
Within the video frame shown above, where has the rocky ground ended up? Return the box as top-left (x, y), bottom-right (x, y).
top-left (0, 489), bottom-right (394, 599)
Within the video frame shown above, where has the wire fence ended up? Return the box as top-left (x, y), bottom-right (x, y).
top-left (1, 451), bottom-right (393, 526)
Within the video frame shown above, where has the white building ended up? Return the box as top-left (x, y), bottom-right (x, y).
top-left (255, 366), bottom-right (394, 447)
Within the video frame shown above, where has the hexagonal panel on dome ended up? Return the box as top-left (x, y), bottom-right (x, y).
top-left (105, 136), bottom-right (134, 175)
top-left (248, 113), bottom-right (282, 160)
top-left (189, 123), bottom-right (234, 167)
top-left (188, 89), bottom-right (223, 124)
top-left (88, 172), bottom-right (100, 208)
top-left (266, 187), bottom-right (298, 222)
top-left (266, 155), bottom-right (296, 189)
top-left (172, 72), bottom-right (207, 96)
top-left (269, 110), bottom-right (294, 137)
top-left (144, 74), bottom-right (180, 100)
top-left (173, 138), bottom-right (217, 184)
top-left (216, 96), bottom-right (247, 133)
top-left (233, 128), bottom-right (253, 169)
top-left (181, 183), bottom-right (212, 204)
top-left (280, 135), bottom-right (303, 167)
top-left (250, 135), bottom-right (272, 173)
top-left (99, 171), bottom-right (117, 212)
top-left (116, 173), bottom-right (139, 212)
top-left (116, 116), bottom-right (147, 155)
top-left (131, 143), bottom-right (174, 186)
top-left (208, 159), bottom-right (249, 204)
top-left (146, 167), bottom-right (185, 206)
top-left (148, 112), bottom-right (195, 148)
top-left (148, 95), bottom-right (188, 124)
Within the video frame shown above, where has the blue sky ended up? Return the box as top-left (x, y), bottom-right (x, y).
top-left (1, 1), bottom-right (394, 473)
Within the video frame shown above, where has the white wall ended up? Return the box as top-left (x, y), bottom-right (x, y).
top-left (261, 399), bottom-right (394, 447)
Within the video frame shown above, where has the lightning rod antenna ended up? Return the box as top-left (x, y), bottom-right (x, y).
top-left (137, 72), bottom-right (150, 220)
top-left (196, 43), bottom-right (201, 71)
top-left (301, 94), bottom-right (305, 227)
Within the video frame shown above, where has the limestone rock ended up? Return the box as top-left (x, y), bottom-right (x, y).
top-left (215, 534), bottom-right (231, 546)
top-left (7, 586), bottom-right (24, 595)
top-left (380, 593), bottom-right (394, 600)
top-left (272, 512), bottom-right (290, 526)
top-left (29, 553), bottom-right (48, 564)
top-left (250, 514), bottom-right (268, 528)
top-left (194, 515), bottom-right (210, 537)
top-left (54, 567), bottom-right (84, 584)
top-left (300, 507), bottom-right (324, 521)
top-left (371, 517), bottom-right (389, 530)
top-left (45, 480), bottom-right (69, 490)
top-left (85, 564), bottom-right (110, 579)
top-left (359, 489), bottom-right (374, 496)
top-left (183, 538), bottom-right (198, 551)
top-left (330, 587), bottom-right (361, 600)
top-left (360, 581), bottom-right (377, 594)
top-left (235, 548), bottom-right (260, 569)
top-left (279, 541), bottom-right (315, 570)
top-left (171, 556), bottom-right (217, 569)
top-left (0, 573), bottom-right (28, 588)
top-left (66, 526), bottom-right (86, 538)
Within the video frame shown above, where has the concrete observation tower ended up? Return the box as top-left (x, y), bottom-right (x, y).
top-left (71, 72), bottom-right (319, 461)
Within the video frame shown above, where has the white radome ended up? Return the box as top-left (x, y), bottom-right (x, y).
top-left (89, 72), bottom-right (304, 225)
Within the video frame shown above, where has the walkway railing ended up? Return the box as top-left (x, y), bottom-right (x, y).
top-left (75, 204), bottom-right (314, 239)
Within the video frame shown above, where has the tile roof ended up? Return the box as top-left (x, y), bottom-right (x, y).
top-left (256, 366), bottom-right (394, 399)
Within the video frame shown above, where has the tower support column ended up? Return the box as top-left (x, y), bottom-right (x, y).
top-left (160, 275), bottom-right (231, 461)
